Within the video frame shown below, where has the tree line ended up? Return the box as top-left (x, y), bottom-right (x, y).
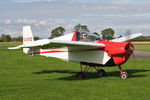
top-left (49, 24), bottom-right (150, 41)
top-left (0, 34), bottom-right (40, 42)
top-left (49, 24), bottom-right (116, 40)
top-left (0, 24), bottom-right (118, 42)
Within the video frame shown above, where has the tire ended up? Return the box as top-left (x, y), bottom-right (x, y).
top-left (120, 72), bottom-right (128, 79)
top-left (76, 72), bottom-right (85, 79)
top-left (98, 69), bottom-right (106, 77)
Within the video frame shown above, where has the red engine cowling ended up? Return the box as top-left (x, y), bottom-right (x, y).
top-left (112, 55), bottom-right (130, 65)
top-left (104, 42), bottom-right (128, 55)
top-left (99, 40), bottom-right (134, 65)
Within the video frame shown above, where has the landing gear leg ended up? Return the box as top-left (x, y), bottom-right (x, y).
top-left (118, 65), bottom-right (128, 79)
top-left (76, 63), bottom-right (106, 79)
top-left (76, 63), bottom-right (86, 79)
top-left (94, 67), bottom-right (106, 77)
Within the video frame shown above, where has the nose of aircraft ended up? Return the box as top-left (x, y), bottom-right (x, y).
top-left (125, 43), bottom-right (134, 54)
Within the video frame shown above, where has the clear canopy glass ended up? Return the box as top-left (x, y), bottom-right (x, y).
top-left (75, 31), bottom-right (102, 42)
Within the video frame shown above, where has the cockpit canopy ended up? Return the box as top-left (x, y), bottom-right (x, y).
top-left (74, 31), bottom-right (102, 42)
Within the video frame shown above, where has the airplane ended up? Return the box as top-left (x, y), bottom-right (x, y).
top-left (8, 25), bottom-right (143, 79)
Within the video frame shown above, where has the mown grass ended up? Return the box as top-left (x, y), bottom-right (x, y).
top-left (0, 42), bottom-right (22, 48)
top-left (133, 43), bottom-right (150, 51)
top-left (0, 42), bottom-right (150, 100)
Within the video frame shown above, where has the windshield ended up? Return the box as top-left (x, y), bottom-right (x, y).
top-left (75, 31), bottom-right (102, 42)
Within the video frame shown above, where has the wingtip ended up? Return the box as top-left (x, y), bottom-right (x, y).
top-left (135, 33), bottom-right (143, 36)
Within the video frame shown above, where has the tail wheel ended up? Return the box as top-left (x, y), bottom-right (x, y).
top-left (98, 69), bottom-right (106, 77)
top-left (120, 72), bottom-right (128, 79)
top-left (76, 72), bottom-right (85, 79)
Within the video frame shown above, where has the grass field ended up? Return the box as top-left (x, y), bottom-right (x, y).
top-left (0, 42), bottom-right (22, 48)
top-left (133, 42), bottom-right (150, 51)
top-left (0, 42), bottom-right (150, 100)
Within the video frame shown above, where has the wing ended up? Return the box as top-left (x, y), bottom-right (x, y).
top-left (50, 40), bottom-right (105, 51)
top-left (8, 39), bottom-right (105, 51)
top-left (111, 33), bottom-right (143, 42)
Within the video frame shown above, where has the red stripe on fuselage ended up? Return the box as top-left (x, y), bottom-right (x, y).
top-left (28, 50), bottom-right (67, 55)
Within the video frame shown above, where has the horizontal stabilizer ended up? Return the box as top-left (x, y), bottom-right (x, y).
top-left (8, 39), bottom-right (51, 49)
top-left (8, 45), bottom-right (23, 49)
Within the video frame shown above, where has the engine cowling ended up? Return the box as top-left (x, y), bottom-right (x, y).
top-left (103, 41), bottom-right (134, 65)
top-left (105, 42), bottom-right (129, 56)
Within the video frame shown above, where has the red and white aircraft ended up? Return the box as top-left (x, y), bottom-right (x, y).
top-left (9, 26), bottom-right (143, 79)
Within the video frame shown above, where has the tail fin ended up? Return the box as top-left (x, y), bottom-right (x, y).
top-left (23, 25), bottom-right (35, 55)
top-left (23, 25), bottom-right (34, 45)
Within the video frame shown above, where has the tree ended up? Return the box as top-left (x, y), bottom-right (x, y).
top-left (34, 37), bottom-right (40, 40)
top-left (11, 37), bottom-right (22, 41)
top-left (74, 24), bottom-right (89, 32)
top-left (16, 37), bottom-right (23, 41)
top-left (0, 34), bottom-right (5, 42)
top-left (101, 28), bottom-right (115, 40)
top-left (6, 35), bottom-right (11, 42)
top-left (0, 34), bottom-right (11, 42)
top-left (49, 26), bottom-right (65, 39)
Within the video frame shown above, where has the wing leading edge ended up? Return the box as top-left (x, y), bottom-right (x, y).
top-left (111, 33), bottom-right (143, 42)
top-left (8, 39), bottom-right (105, 51)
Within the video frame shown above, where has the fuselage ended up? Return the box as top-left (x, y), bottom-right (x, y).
top-left (26, 40), bottom-right (134, 67)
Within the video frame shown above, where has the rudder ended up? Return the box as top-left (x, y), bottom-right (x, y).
top-left (23, 25), bottom-right (34, 45)
top-left (22, 25), bottom-right (35, 55)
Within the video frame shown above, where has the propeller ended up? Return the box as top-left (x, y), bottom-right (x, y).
top-left (125, 29), bottom-right (135, 57)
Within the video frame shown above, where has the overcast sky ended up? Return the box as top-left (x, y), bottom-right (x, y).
top-left (0, 0), bottom-right (150, 38)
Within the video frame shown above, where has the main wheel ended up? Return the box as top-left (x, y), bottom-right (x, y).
top-left (76, 72), bottom-right (85, 79)
top-left (120, 72), bottom-right (128, 79)
top-left (98, 69), bottom-right (106, 77)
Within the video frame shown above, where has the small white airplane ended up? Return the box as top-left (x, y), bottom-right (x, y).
top-left (9, 25), bottom-right (143, 79)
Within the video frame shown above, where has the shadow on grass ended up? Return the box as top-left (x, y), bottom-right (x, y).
top-left (33, 69), bottom-right (150, 80)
